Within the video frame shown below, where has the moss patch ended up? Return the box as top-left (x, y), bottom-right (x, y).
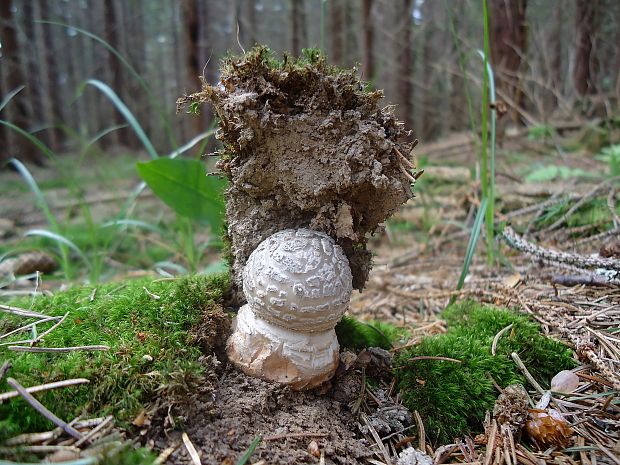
top-left (336, 315), bottom-right (409, 351)
top-left (393, 300), bottom-right (575, 445)
top-left (0, 273), bottom-right (230, 442)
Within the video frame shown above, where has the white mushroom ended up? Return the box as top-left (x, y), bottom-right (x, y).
top-left (227, 228), bottom-right (353, 389)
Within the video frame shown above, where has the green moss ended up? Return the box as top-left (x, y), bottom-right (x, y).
top-left (0, 273), bottom-right (230, 442)
top-left (336, 315), bottom-right (408, 351)
top-left (393, 300), bottom-right (575, 444)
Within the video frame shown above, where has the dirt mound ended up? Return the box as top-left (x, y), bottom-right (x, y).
top-left (151, 367), bottom-right (371, 464)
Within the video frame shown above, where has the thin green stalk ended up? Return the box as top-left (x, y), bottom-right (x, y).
top-left (83, 79), bottom-right (158, 159)
top-left (481, 0), bottom-right (495, 263)
top-left (0, 85), bottom-right (25, 112)
top-left (452, 197), bottom-right (488, 304)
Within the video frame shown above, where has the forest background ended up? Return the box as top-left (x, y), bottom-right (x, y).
top-left (1, 0), bottom-right (618, 166)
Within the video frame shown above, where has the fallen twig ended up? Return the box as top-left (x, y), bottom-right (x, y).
top-left (8, 345), bottom-right (110, 353)
top-left (0, 316), bottom-right (60, 340)
top-left (32, 311), bottom-right (69, 345)
top-left (543, 178), bottom-right (619, 232)
top-left (0, 304), bottom-right (51, 319)
top-left (263, 432), bottom-right (329, 441)
top-left (0, 377), bottom-right (90, 403)
top-left (510, 352), bottom-right (545, 394)
top-left (7, 378), bottom-right (83, 440)
top-left (0, 360), bottom-right (11, 381)
top-left (502, 226), bottom-right (620, 272)
top-left (182, 432), bottom-right (202, 465)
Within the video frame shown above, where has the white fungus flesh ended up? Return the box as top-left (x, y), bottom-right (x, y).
top-left (227, 228), bottom-right (353, 389)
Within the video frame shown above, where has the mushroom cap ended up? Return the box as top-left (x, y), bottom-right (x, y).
top-left (243, 228), bottom-right (353, 332)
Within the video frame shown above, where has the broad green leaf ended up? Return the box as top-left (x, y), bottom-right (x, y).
top-left (136, 158), bottom-right (226, 231)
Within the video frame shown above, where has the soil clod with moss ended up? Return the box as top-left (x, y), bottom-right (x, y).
top-left (179, 46), bottom-right (417, 294)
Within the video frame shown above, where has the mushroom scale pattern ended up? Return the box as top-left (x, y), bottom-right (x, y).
top-left (227, 229), bottom-right (353, 389)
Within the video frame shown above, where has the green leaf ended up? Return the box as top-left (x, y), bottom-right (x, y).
top-left (136, 158), bottom-right (226, 231)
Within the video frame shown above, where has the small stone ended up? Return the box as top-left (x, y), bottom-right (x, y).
top-left (550, 370), bottom-right (580, 393)
top-left (396, 447), bottom-right (433, 465)
top-left (307, 440), bottom-right (320, 457)
top-left (142, 354), bottom-right (153, 362)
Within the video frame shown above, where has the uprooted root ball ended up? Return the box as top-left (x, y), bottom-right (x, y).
top-left (179, 47), bottom-right (417, 295)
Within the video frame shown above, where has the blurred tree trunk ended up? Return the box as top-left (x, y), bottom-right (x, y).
top-left (246, 1), bottom-right (257, 47)
top-left (573, 0), bottom-right (600, 96)
top-left (0, 1), bottom-right (42, 165)
top-left (291, 0), bottom-right (307, 55)
top-left (489, 0), bottom-right (528, 123)
top-left (399, 0), bottom-right (414, 132)
top-left (360, 0), bottom-right (374, 82)
top-left (330, 0), bottom-right (344, 64)
top-left (547, 5), bottom-right (562, 112)
top-left (104, 0), bottom-right (130, 147)
top-left (38, 0), bottom-right (62, 151)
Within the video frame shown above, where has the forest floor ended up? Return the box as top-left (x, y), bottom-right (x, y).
top-left (0, 128), bottom-right (619, 464)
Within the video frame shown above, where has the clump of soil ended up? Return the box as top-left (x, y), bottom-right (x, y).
top-left (179, 47), bottom-right (417, 295)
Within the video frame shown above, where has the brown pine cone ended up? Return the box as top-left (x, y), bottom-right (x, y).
top-left (525, 408), bottom-right (572, 448)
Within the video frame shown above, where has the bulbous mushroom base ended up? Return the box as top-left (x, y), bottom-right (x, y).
top-left (227, 305), bottom-right (339, 390)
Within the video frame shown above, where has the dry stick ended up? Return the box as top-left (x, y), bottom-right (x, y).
top-left (575, 227), bottom-right (620, 246)
top-left (32, 311), bottom-right (69, 344)
top-left (510, 352), bottom-right (545, 395)
top-left (544, 178), bottom-right (619, 232)
top-left (0, 316), bottom-right (59, 340)
top-left (181, 432), bottom-right (202, 465)
top-left (362, 412), bottom-right (393, 465)
top-left (263, 432), bottom-right (329, 441)
top-left (74, 415), bottom-right (114, 448)
top-left (484, 420), bottom-right (498, 465)
top-left (8, 345), bottom-right (110, 353)
top-left (504, 194), bottom-right (578, 220)
top-left (565, 333), bottom-right (620, 391)
top-left (491, 324), bottom-right (513, 356)
top-left (6, 378), bottom-right (83, 440)
top-left (0, 378), bottom-right (90, 402)
top-left (607, 187), bottom-right (620, 228)
top-left (414, 410), bottom-right (426, 452)
top-left (502, 226), bottom-right (620, 272)
top-left (0, 360), bottom-right (11, 382)
top-left (0, 304), bottom-right (51, 319)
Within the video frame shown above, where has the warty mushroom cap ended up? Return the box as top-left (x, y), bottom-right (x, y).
top-left (243, 228), bottom-right (353, 332)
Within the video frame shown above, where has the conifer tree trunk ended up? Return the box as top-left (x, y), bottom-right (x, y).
top-left (573, 0), bottom-right (600, 96)
top-left (0, 1), bottom-right (42, 165)
top-left (330, 0), bottom-right (344, 64)
top-left (489, 0), bottom-right (528, 123)
top-left (399, 0), bottom-right (414, 132)
top-left (361, 0), bottom-right (374, 81)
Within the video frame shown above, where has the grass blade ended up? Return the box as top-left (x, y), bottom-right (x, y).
top-left (236, 435), bottom-right (261, 465)
top-left (453, 197), bottom-right (489, 301)
top-left (37, 20), bottom-right (178, 149)
top-left (102, 219), bottom-right (166, 235)
top-left (0, 121), bottom-right (57, 162)
top-left (25, 229), bottom-right (91, 270)
top-left (83, 79), bottom-right (158, 159)
top-left (9, 159), bottom-right (58, 230)
top-left (0, 85), bottom-right (25, 112)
